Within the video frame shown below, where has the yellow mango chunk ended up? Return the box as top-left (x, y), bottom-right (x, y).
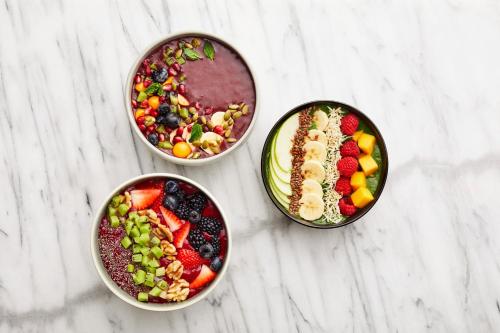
top-left (351, 187), bottom-right (374, 208)
top-left (359, 154), bottom-right (378, 176)
top-left (358, 133), bottom-right (376, 154)
top-left (350, 171), bottom-right (366, 190)
top-left (353, 130), bottom-right (363, 142)
top-left (135, 82), bottom-right (145, 92)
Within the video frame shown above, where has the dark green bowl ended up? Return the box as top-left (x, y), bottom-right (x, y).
top-left (260, 100), bottom-right (388, 229)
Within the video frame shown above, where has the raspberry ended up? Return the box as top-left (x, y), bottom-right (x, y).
top-left (335, 177), bottom-right (352, 195)
top-left (337, 157), bottom-right (358, 177)
top-left (340, 140), bottom-right (360, 157)
top-left (340, 114), bottom-right (359, 135)
top-left (339, 197), bottom-right (356, 216)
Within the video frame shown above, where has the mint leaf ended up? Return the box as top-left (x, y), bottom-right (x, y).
top-left (189, 124), bottom-right (203, 142)
top-left (183, 48), bottom-right (202, 61)
top-left (203, 40), bottom-right (215, 60)
top-left (308, 123), bottom-right (317, 130)
top-left (144, 83), bottom-right (162, 96)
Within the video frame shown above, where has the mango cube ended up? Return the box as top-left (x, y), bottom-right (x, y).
top-left (351, 187), bottom-right (374, 208)
top-left (353, 130), bottom-right (363, 142)
top-left (350, 171), bottom-right (366, 190)
top-left (358, 133), bottom-right (376, 154)
top-left (359, 154), bottom-right (378, 176)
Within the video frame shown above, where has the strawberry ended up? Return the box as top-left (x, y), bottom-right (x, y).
top-left (335, 177), bottom-right (352, 195)
top-left (173, 222), bottom-right (191, 248)
top-left (340, 140), bottom-right (360, 158)
top-left (190, 264), bottom-right (216, 289)
top-left (339, 197), bottom-right (357, 216)
top-left (340, 114), bottom-right (359, 135)
top-left (160, 206), bottom-right (183, 232)
top-left (337, 157), bottom-right (358, 177)
top-left (130, 189), bottom-right (161, 210)
top-left (177, 249), bottom-right (206, 270)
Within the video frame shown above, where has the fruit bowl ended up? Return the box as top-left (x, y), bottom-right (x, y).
top-left (90, 173), bottom-right (231, 311)
top-left (125, 32), bottom-right (259, 166)
top-left (261, 101), bottom-right (388, 229)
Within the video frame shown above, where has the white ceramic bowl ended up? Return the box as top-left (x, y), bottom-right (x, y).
top-left (125, 32), bottom-right (259, 166)
top-left (90, 173), bottom-right (231, 311)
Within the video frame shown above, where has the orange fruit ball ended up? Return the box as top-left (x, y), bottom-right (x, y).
top-left (148, 96), bottom-right (160, 110)
top-left (135, 82), bottom-right (145, 92)
top-left (172, 142), bottom-right (192, 158)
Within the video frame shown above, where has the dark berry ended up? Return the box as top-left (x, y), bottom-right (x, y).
top-left (147, 133), bottom-right (159, 145)
top-left (211, 239), bottom-right (220, 256)
top-left (188, 210), bottom-right (201, 224)
top-left (210, 257), bottom-right (223, 272)
top-left (158, 103), bottom-right (170, 116)
top-left (199, 243), bottom-right (214, 259)
top-left (188, 229), bottom-right (205, 250)
top-left (188, 192), bottom-right (207, 212)
top-left (156, 115), bottom-right (167, 125)
top-left (165, 180), bottom-right (179, 194)
top-left (176, 189), bottom-right (186, 201)
top-left (165, 112), bottom-right (180, 129)
top-left (175, 201), bottom-right (190, 220)
top-left (152, 67), bottom-right (168, 83)
top-left (162, 194), bottom-right (179, 211)
top-left (199, 217), bottom-right (223, 236)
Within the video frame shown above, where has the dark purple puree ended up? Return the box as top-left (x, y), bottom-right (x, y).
top-left (131, 36), bottom-right (256, 159)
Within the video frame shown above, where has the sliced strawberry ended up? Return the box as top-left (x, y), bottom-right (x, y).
top-left (173, 222), bottom-right (191, 248)
top-left (130, 189), bottom-right (161, 210)
top-left (190, 264), bottom-right (217, 289)
top-left (177, 249), bottom-right (206, 270)
top-left (160, 206), bottom-right (183, 232)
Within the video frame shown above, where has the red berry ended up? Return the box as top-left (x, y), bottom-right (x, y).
top-left (176, 127), bottom-right (184, 136)
top-left (173, 136), bottom-right (184, 144)
top-left (147, 125), bottom-right (155, 132)
top-left (340, 114), bottom-right (359, 135)
top-left (138, 124), bottom-right (146, 132)
top-left (159, 134), bottom-right (165, 142)
top-left (338, 198), bottom-right (356, 216)
top-left (172, 63), bottom-right (181, 72)
top-left (140, 100), bottom-right (149, 108)
top-left (335, 177), bottom-right (352, 195)
top-left (340, 140), bottom-right (360, 157)
top-left (150, 110), bottom-right (158, 117)
top-left (187, 124), bottom-right (193, 132)
top-left (168, 67), bottom-right (177, 76)
top-left (195, 102), bottom-right (201, 110)
top-left (136, 116), bottom-right (145, 125)
top-left (142, 59), bottom-right (150, 67)
top-left (131, 100), bottom-right (138, 108)
top-left (178, 84), bottom-right (186, 94)
top-left (213, 125), bottom-right (224, 135)
top-left (146, 66), bottom-right (152, 76)
top-left (337, 157), bottom-right (358, 177)
top-left (205, 107), bottom-right (213, 115)
top-left (159, 96), bottom-right (166, 103)
top-left (143, 79), bottom-right (152, 88)
top-left (144, 107), bottom-right (152, 115)
top-left (163, 84), bottom-right (172, 92)
top-left (134, 75), bottom-right (142, 83)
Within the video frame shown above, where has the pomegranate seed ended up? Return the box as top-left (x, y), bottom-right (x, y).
top-left (131, 100), bottom-right (138, 108)
top-left (140, 100), bottom-right (149, 108)
top-left (213, 125), bottom-right (224, 135)
top-left (145, 130), bottom-right (151, 136)
top-left (187, 124), bottom-right (193, 132)
top-left (194, 102), bottom-right (201, 110)
top-left (137, 116), bottom-right (145, 124)
top-left (173, 136), bottom-right (184, 144)
top-left (145, 107), bottom-right (152, 115)
top-left (172, 63), bottom-right (181, 72)
top-left (143, 79), bottom-right (152, 88)
top-left (205, 107), bottom-right (214, 115)
top-left (147, 125), bottom-right (155, 132)
top-left (163, 84), bottom-right (172, 92)
top-left (176, 127), bottom-right (184, 136)
top-left (159, 96), bottom-right (166, 103)
top-left (168, 67), bottom-right (177, 76)
top-left (159, 134), bottom-right (165, 142)
top-left (164, 127), bottom-right (173, 133)
top-left (146, 66), bottom-right (152, 76)
top-left (150, 110), bottom-right (158, 117)
top-left (142, 59), bottom-right (150, 67)
top-left (139, 124), bottom-right (146, 132)
top-left (134, 75), bottom-right (142, 84)
top-left (178, 84), bottom-right (186, 94)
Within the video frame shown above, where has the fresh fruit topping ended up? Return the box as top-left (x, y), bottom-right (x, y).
top-left (338, 197), bottom-right (357, 216)
top-left (188, 210), bottom-right (201, 224)
top-left (210, 112), bottom-right (225, 126)
top-left (306, 129), bottom-right (327, 145)
top-left (199, 217), bottom-right (223, 236)
top-left (301, 160), bottom-right (326, 183)
top-left (130, 189), bottom-right (161, 209)
top-left (147, 133), bottom-right (159, 145)
top-left (190, 264), bottom-right (217, 289)
top-left (298, 193), bottom-right (325, 221)
top-left (199, 243), bottom-right (215, 259)
top-left (158, 103), bottom-right (170, 116)
top-left (357, 133), bottom-right (376, 155)
top-left (303, 141), bottom-right (327, 163)
top-left (337, 157), bottom-right (359, 177)
top-left (163, 194), bottom-right (179, 211)
top-left (312, 110), bottom-right (329, 131)
top-left (165, 180), bottom-right (179, 194)
top-left (350, 171), bottom-right (367, 191)
top-left (160, 206), bottom-right (183, 232)
top-left (177, 249), bottom-right (206, 270)
top-left (188, 193), bottom-right (207, 212)
top-left (172, 142), bottom-right (192, 158)
top-left (164, 112), bottom-right (180, 129)
top-left (188, 229), bottom-right (206, 250)
top-left (177, 94), bottom-right (190, 106)
top-left (135, 82), bottom-right (145, 92)
top-left (352, 130), bottom-right (364, 142)
top-left (210, 239), bottom-right (221, 256)
top-left (350, 187), bottom-right (374, 208)
top-left (340, 114), bottom-right (359, 135)
top-left (340, 140), bottom-right (360, 157)
top-left (213, 125), bottom-right (224, 136)
top-left (175, 201), bottom-right (191, 220)
top-left (148, 96), bottom-right (160, 110)
top-left (210, 257), bottom-right (223, 272)
top-left (173, 222), bottom-right (191, 248)
top-left (335, 177), bottom-right (352, 195)
top-left (301, 179), bottom-right (323, 197)
top-left (358, 154), bottom-right (378, 176)
top-left (152, 68), bottom-right (168, 83)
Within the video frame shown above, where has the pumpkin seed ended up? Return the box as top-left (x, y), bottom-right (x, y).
top-left (201, 116), bottom-right (207, 125)
top-left (224, 129), bottom-right (231, 138)
top-left (192, 152), bottom-right (201, 159)
top-left (215, 136), bottom-right (222, 144)
top-left (170, 94), bottom-right (178, 106)
top-left (228, 118), bottom-right (234, 125)
top-left (233, 111), bottom-right (242, 119)
top-left (211, 146), bottom-right (220, 154)
top-left (207, 120), bottom-right (214, 130)
top-left (222, 123), bottom-right (228, 130)
top-left (185, 117), bottom-right (192, 124)
top-left (144, 116), bottom-right (155, 127)
top-left (239, 102), bottom-right (246, 109)
top-left (179, 121), bottom-right (186, 127)
top-left (202, 141), bottom-right (209, 149)
top-left (192, 141), bottom-right (201, 147)
top-left (241, 105), bottom-right (249, 115)
top-left (224, 111), bottom-right (231, 121)
top-left (226, 138), bottom-right (237, 143)
top-left (189, 107), bottom-right (197, 115)
top-left (175, 49), bottom-right (183, 58)
top-left (229, 104), bottom-right (239, 110)
top-left (192, 113), bottom-right (199, 122)
top-left (184, 42), bottom-right (193, 49)
top-left (179, 108), bottom-right (189, 119)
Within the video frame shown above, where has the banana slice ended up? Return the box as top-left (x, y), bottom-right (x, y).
top-left (200, 132), bottom-right (223, 155)
top-left (301, 160), bottom-right (326, 183)
top-left (302, 179), bottom-right (323, 197)
top-left (312, 110), bottom-right (329, 131)
top-left (306, 129), bottom-right (327, 145)
top-left (299, 193), bottom-right (325, 221)
top-left (210, 112), bottom-right (226, 127)
top-left (303, 141), bottom-right (327, 163)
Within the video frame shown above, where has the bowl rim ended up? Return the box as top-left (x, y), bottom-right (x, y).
top-left (124, 31), bottom-right (259, 166)
top-left (90, 173), bottom-right (232, 311)
top-left (260, 100), bottom-right (389, 229)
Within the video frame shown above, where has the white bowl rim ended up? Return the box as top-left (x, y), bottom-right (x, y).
top-left (90, 173), bottom-right (232, 311)
top-left (124, 31), bottom-right (260, 166)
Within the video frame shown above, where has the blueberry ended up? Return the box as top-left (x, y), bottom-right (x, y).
top-left (163, 194), bottom-right (179, 210)
top-left (199, 243), bottom-right (214, 259)
top-left (188, 210), bottom-right (201, 224)
top-left (165, 180), bottom-right (179, 194)
top-left (152, 67), bottom-right (168, 83)
top-left (147, 133), bottom-right (159, 145)
top-left (158, 103), bottom-right (170, 116)
top-left (210, 257), bottom-right (223, 272)
top-left (164, 112), bottom-right (180, 129)
top-left (156, 115), bottom-right (167, 125)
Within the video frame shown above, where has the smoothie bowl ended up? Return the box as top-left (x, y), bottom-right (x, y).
top-left (91, 174), bottom-right (231, 310)
top-left (126, 33), bottom-right (258, 165)
top-left (261, 101), bottom-right (388, 229)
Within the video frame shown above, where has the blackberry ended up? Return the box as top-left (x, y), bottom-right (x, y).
top-left (211, 239), bottom-right (220, 256)
top-left (199, 217), bottom-right (222, 236)
top-left (188, 229), bottom-right (205, 250)
top-left (176, 189), bottom-right (186, 201)
top-left (188, 193), bottom-right (207, 212)
top-left (175, 201), bottom-right (190, 220)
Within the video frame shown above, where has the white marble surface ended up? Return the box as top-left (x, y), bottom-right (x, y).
top-left (1, 0), bottom-right (500, 332)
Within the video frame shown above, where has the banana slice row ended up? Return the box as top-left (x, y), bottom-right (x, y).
top-left (299, 193), bottom-right (325, 221)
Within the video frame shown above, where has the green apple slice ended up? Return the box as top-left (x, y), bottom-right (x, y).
top-left (274, 113), bottom-right (299, 172)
